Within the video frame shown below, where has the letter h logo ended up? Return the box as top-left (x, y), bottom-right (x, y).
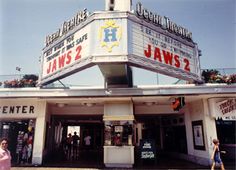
top-left (104, 28), bottom-right (117, 42)
top-left (99, 20), bottom-right (122, 53)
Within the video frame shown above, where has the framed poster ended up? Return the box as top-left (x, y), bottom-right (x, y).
top-left (192, 120), bottom-right (205, 150)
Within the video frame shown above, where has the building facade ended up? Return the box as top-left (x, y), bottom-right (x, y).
top-left (0, 84), bottom-right (235, 167)
top-left (1, 0), bottom-right (235, 168)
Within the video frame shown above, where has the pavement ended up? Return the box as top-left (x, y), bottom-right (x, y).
top-left (10, 161), bottom-right (236, 170)
top-left (10, 153), bottom-right (235, 170)
top-left (11, 168), bottom-right (99, 170)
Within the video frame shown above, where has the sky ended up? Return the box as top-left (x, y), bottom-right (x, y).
top-left (0, 0), bottom-right (235, 86)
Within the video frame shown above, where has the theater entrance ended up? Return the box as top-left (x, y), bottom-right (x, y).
top-left (134, 114), bottom-right (188, 167)
top-left (44, 115), bottom-right (104, 168)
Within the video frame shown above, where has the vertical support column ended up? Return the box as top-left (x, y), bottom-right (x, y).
top-left (103, 102), bottom-right (134, 168)
top-left (32, 101), bottom-right (47, 165)
top-left (203, 99), bottom-right (218, 165)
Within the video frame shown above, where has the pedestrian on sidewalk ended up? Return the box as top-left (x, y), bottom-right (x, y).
top-left (211, 139), bottom-right (225, 170)
top-left (0, 138), bottom-right (11, 170)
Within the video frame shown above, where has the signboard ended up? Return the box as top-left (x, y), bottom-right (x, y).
top-left (39, 8), bottom-right (91, 85)
top-left (41, 24), bottom-right (91, 80)
top-left (45, 9), bottom-right (88, 47)
top-left (91, 18), bottom-right (127, 57)
top-left (0, 101), bottom-right (39, 118)
top-left (38, 6), bottom-right (201, 86)
top-left (216, 99), bottom-right (236, 120)
top-left (39, 15), bottom-right (127, 86)
top-left (128, 19), bottom-right (201, 82)
top-left (125, 2), bottom-right (201, 83)
top-left (140, 139), bottom-right (156, 159)
top-left (135, 2), bottom-right (192, 41)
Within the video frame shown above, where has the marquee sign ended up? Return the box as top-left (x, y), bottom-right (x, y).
top-left (45, 9), bottom-right (88, 47)
top-left (127, 2), bottom-right (201, 82)
top-left (135, 2), bottom-right (192, 41)
top-left (39, 16), bottom-right (127, 85)
top-left (41, 24), bottom-right (90, 82)
top-left (38, 2), bottom-right (202, 86)
top-left (128, 20), bottom-right (201, 81)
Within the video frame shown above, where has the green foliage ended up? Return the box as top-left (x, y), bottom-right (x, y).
top-left (23, 74), bottom-right (38, 81)
top-left (201, 69), bottom-right (236, 84)
top-left (2, 74), bottom-right (38, 88)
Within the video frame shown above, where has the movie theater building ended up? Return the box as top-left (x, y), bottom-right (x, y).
top-left (0, 0), bottom-right (235, 168)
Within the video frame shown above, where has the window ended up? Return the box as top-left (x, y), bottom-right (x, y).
top-left (104, 121), bottom-right (133, 146)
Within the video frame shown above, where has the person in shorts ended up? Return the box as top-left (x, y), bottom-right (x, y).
top-left (211, 139), bottom-right (225, 170)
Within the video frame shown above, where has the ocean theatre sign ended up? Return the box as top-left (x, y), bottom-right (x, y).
top-left (38, 3), bottom-right (201, 86)
top-left (127, 2), bottom-right (201, 82)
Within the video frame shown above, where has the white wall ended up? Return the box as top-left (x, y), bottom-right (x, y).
top-left (32, 100), bottom-right (47, 165)
top-left (135, 104), bottom-right (178, 115)
top-left (104, 102), bottom-right (133, 116)
top-left (184, 99), bottom-right (217, 165)
top-left (50, 105), bottom-right (103, 115)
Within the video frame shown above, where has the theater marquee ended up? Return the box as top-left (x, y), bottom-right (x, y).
top-left (38, 2), bottom-right (202, 86)
top-left (127, 19), bottom-right (201, 81)
top-left (127, 2), bottom-right (201, 82)
top-left (39, 11), bottom-right (127, 85)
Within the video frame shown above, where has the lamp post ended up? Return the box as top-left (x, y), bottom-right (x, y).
top-left (16, 66), bottom-right (22, 79)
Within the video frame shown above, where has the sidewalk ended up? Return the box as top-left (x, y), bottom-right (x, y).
top-left (10, 156), bottom-right (235, 170)
top-left (11, 168), bottom-right (99, 170)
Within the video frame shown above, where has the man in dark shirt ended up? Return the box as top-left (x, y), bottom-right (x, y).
top-left (72, 132), bottom-right (80, 159)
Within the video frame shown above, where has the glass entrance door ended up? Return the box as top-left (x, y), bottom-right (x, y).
top-left (44, 115), bottom-right (104, 168)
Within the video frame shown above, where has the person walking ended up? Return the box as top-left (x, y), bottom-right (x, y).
top-left (84, 133), bottom-right (91, 149)
top-left (211, 139), bottom-right (225, 170)
top-left (72, 132), bottom-right (80, 159)
top-left (0, 138), bottom-right (11, 170)
top-left (66, 133), bottom-right (72, 159)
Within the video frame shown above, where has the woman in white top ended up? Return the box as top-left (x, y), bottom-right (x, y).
top-left (0, 138), bottom-right (11, 170)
